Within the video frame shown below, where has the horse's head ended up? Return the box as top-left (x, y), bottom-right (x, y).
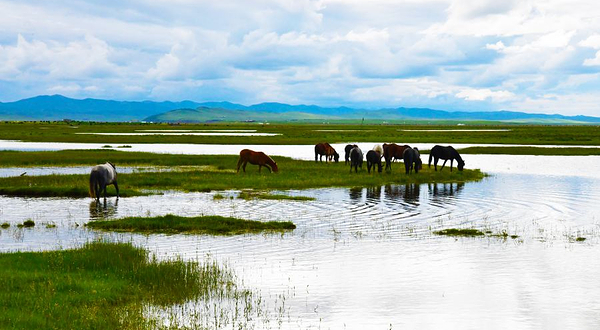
top-left (334, 152), bottom-right (339, 163)
top-left (458, 160), bottom-right (465, 171)
top-left (271, 162), bottom-right (279, 173)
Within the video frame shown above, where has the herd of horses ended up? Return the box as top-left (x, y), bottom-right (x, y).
top-left (89, 144), bottom-right (465, 200)
top-left (317, 143), bottom-right (465, 175)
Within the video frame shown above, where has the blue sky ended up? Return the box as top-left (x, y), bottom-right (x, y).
top-left (1, 0), bottom-right (600, 116)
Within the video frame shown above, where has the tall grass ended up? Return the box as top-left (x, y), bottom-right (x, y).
top-left (0, 241), bottom-right (237, 329)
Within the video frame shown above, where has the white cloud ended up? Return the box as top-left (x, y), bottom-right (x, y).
top-left (0, 0), bottom-right (599, 116)
top-left (456, 88), bottom-right (516, 102)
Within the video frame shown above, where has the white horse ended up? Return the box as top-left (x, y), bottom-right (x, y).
top-left (372, 144), bottom-right (383, 157)
top-left (89, 162), bottom-right (119, 200)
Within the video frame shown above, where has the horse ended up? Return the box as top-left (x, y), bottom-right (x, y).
top-left (428, 145), bottom-right (465, 171)
top-left (350, 146), bottom-right (363, 173)
top-left (402, 147), bottom-right (422, 174)
top-left (383, 143), bottom-right (411, 171)
top-left (237, 149), bottom-right (279, 173)
top-left (89, 162), bottom-right (119, 201)
top-left (344, 144), bottom-right (357, 165)
top-left (366, 150), bottom-right (383, 173)
top-left (315, 143), bottom-right (339, 163)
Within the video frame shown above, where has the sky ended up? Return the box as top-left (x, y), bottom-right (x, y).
top-left (1, 0), bottom-right (600, 116)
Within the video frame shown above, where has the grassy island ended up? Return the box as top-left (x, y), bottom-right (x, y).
top-left (86, 214), bottom-right (296, 235)
top-left (0, 150), bottom-right (485, 198)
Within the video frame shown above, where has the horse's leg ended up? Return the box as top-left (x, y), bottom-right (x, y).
top-left (258, 165), bottom-right (262, 173)
top-left (434, 157), bottom-right (438, 171)
top-left (242, 161), bottom-right (247, 173)
top-left (114, 181), bottom-right (119, 198)
top-left (440, 159), bottom-right (448, 171)
top-left (266, 164), bottom-right (272, 173)
top-left (102, 183), bottom-right (107, 199)
top-left (95, 181), bottom-right (100, 201)
top-left (237, 157), bottom-right (243, 172)
top-left (450, 159), bottom-right (453, 172)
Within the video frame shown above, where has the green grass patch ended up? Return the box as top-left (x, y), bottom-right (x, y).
top-left (86, 214), bottom-right (296, 235)
top-left (0, 241), bottom-right (237, 329)
top-left (1, 223), bottom-right (9, 229)
top-left (237, 191), bottom-right (315, 201)
top-left (433, 228), bottom-right (485, 237)
top-left (459, 146), bottom-right (600, 155)
top-left (0, 151), bottom-right (485, 198)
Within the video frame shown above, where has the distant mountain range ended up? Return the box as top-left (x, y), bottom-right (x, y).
top-left (1, 94), bottom-right (599, 124)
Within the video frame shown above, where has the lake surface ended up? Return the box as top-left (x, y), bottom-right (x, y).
top-left (1, 140), bottom-right (600, 328)
top-left (1, 155), bottom-right (600, 328)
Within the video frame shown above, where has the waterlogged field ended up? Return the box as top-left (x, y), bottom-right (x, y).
top-left (1, 121), bottom-right (600, 146)
top-left (1, 131), bottom-right (600, 328)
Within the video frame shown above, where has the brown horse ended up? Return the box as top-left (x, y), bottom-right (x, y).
top-left (314, 143), bottom-right (339, 163)
top-left (383, 143), bottom-right (410, 171)
top-left (237, 149), bottom-right (279, 173)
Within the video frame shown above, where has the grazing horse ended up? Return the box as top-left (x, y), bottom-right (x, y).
top-left (344, 144), bottom-right (357, 165)
top-left (402, 147), bottom-right (422, 174)
top-left (383, 143), bottom-right (411, 171)
top-left (350, 146), bottom-right (363, 173)
top-left (237, 149), bottom-right (279, 173)
top-left (428, 145), bottom-right (465, 171)
top-left (315, 143), bottom-right (339, 163)
top-left (89, 162), bottom-right (119, 200)
top-left (366, 150), bottom-right (383, 173)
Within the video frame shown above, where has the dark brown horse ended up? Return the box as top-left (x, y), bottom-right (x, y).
top-left (428, 145), bottom-right (464, 171)
top-left (237, 149), bottom-right (278, 173)
top-left (383, 143), bottom-right (410, 171)
top-left (315, 143), bottom-right (339, 163)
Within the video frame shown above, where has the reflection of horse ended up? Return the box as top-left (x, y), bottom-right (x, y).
top-left (89, 162), bottom-right (119, 200)
top-left (428, 145), bottom-right (465, 171)
top-left (403, 183), bottom-right (420, 204)
top-left (429, 182), bottom-right (465, 198)
top-left (366, 186), bottom-right (382, 199)
top-left (344, 144), bottom-right (357, 165)
top-left (349, 186), bottom-right (363, 201)
top-left (366, 150), bottom-right (383, 173)
top-left (315, 143), bottom-right (339, 163)
top-left (350, 146), bottom-right (363, 173)
top-left (237, 149), bottom-right (278, 173)
top-left (383, 143), bottom-right (410, 171)
top-left (402, 147), bottom-right (422, 174)
top-left (89, 199), bottom-right (118, 220)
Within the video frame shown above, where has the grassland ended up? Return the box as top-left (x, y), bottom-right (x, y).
top-left (1, 121), bottom-right (600, 146)
top-left (0, 151), bottom-right (485, 198)
top-left (0, 241), bottom-right (238, 329)
top-left (86, 214), bottom-right (296, 235)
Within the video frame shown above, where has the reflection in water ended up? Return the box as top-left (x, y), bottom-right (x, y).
top-left (383, 184), bottom-right (420, 206)
top-left (365, 186), bottom-right (381, 200)
top-left (428, 182), bottom-right (464, 199)
top-left (89, 199), bottom-right (118, 220)
top-left (348, 187), bottom-right (363, 201)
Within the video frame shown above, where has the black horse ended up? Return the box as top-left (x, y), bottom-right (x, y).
top-left (344, 144), bottom-right (356, 165)
top-left (402, 147), bottom-right (422, 174)
top-left (428, 145), bottom-right (465, 171)
top-left (366, 150), bottom-right (382, 173)
top-left (350, 146), bottom-right (363, 173)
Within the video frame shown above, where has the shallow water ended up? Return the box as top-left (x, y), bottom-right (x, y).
top-left (1, 170), bottom-right (600, 328)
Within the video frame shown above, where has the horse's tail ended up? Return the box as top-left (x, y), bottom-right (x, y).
top-left (236, 156), bottom-right (243, 172)
top-left (89, 170), bottom-right (98, 198)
